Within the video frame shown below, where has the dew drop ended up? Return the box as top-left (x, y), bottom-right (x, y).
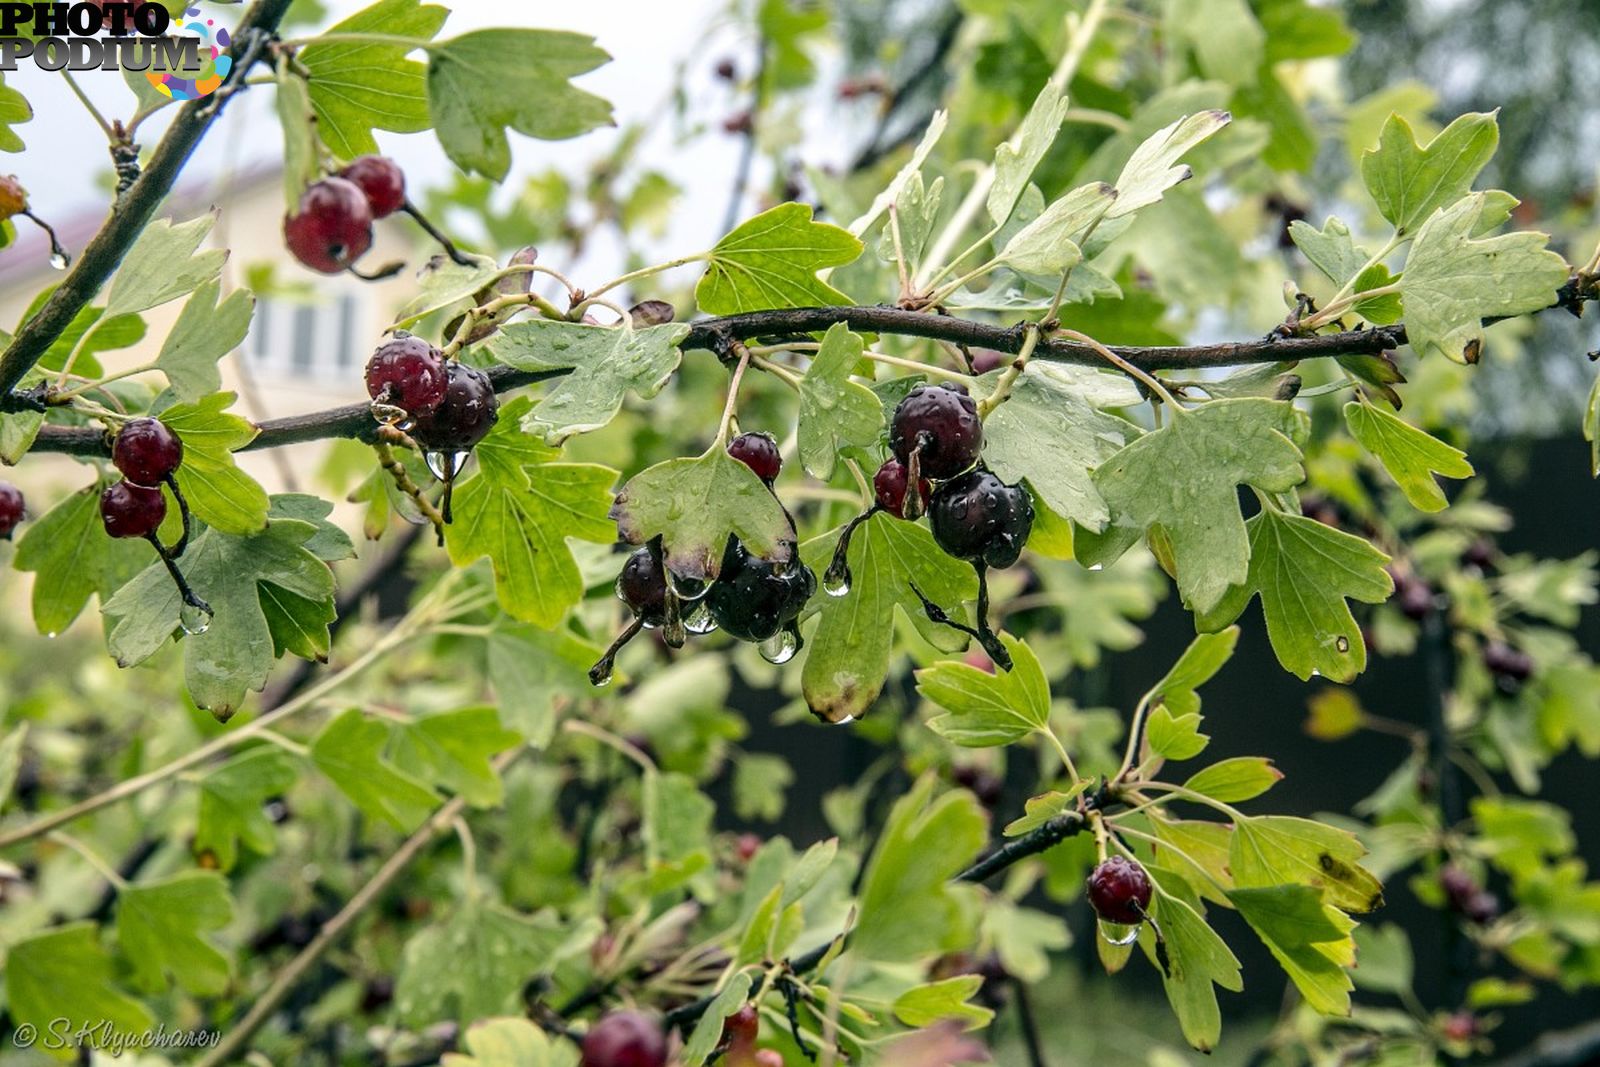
top-left (180, 601), bottom-right (214, 636)
top-left (666, 569), bottom-right (709, 601)
top-left (45, 631), bottom-right (57, 639)
top-left (370, 400), bottom-right (408, 427)
top-left (1098, 920), bottom-right (1140, 946)
top-left (425, 450), bottom-right (471, 482)
top-left (49, 251), bottom-right (69, 271)
top-left (833, 714), bottom-right (856, 727)
top-left (758, 623), bottom-right (801, 664)
top-left (1309, 668), bottom-right (1323, 678)
top-left (1335, 635), bottom-right (1350, 653)
top-left (823, 562), bottom-right (851, 597)
top-left (588, 658), bottom-right (615, 687)
top-left (1088, 563), bottom-right (1104, 572)
top-left (684, 599), bottom-right (719, 635)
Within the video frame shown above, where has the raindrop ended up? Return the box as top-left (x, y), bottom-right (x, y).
top-left (823, 561), bottom-right (851, 597)
top-left (49, 251), bottom-right (68, 271)
top-left (180, 601), bottom-right (214, 636)
top-left (759, 623), bottom-right (802, 664)
top-left (1335, 635), bottom-right (1350, 653)
top-left (588, 658), bottom-right (615, 687)
top-left (833, 714), bottom-right (856, 727)
top-left (425, 450), bottom-right (471, 482)
top-left (666, 569), bottom-right (709, 601)
top-left (45, 631), bottom-right (56, 639)
top-left (684, 600), bottom-right (719, 635)
top-left (1088, 563), bottom-right (1104, 572)
top-left (1098, 920), bottom-right (1140, 946)
top-left (1309, 668), bottom-right (1323, 678)
top-left (370, 400), bottom-right (408, 427)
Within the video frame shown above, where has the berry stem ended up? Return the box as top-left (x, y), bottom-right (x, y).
top-left (373, 438), bottom-right (447, 545)
top-left (48, 830), bottom-right (129, 890)
top-left (1054, 327), bottom-right (1183, 412)
top-left (163, 474), bottom-right (194, 559)
top-left (401, 199), bottom-right (473, 267)
top-left (713, 344), bottom-right (753, 446)
top-left (977, 322), bottom-right (1041, 417)
top-left (589, 616), bottom-right (644, 687)
top-left (59, 70), bottom-right (115, 139)
top-left (585, 253), bottom-right (711, 303)
top-left (143, 532), bottom-right (212, 618)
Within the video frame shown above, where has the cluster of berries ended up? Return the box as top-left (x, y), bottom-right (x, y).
top-left (592, 432), bottom-right (816, 685)
top-left (284, 155), bottom-right (408, 276)
top-left (578, 1005), bottom-right (782, 1067)
top-left (832, 381), bottom-right (1034, 669)
top-left (1438, 864), bottom-right (1500, 926)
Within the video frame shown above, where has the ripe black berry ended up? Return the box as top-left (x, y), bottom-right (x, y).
top-left (1483, 640), bottom-right (1534, 691)
top-left (100, 481), bottom-right (166, 539)
top-left (337, 155), bottom-right (407, 218)
top-left (283, 177), bottom-right (374, 274)
top-left (928, 469), bottom-right (1033, 569)
top-left (0, 481), bottom-right (23, 539)
top-left (1461, 539), bottom-right (1496, 572)
top-left (112, 417), bottom-right (183, 487)
top-left (617, 546), bottom-right (669, 627)
top-left (365, 333), bottom-right (448, 416)
top-left (705, 538), bottom-right (815, 642)
top-left (873, 457), bottom-right (930, 519)
top-left (580, 1010), bottom-right (668, 1067)
top-left (890, 382), bottom-right (982, 481)
top-left (727, 431), bottom-right (782, 483)
top-left (952, 764), bottom-right (1003, 808)
top-left (412, 362), bottom-right (499, 452)
top-left (1392, 573), bottom-right (1433, 621)
top-left (1086, 857), bottom-right (1152, 925)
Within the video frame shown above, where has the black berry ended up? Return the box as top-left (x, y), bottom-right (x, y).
top-left (337, 155), bottom-right (407, 218)
top-left (580, 1010), bottom-right (668, 1067)
top-left (727, 431), bottom-right (782, 483)
top-left (952, 764), bottom-right (1003, 808)
top-left (890, 382), bottom-right (982, 481)
top-left (283, 177), bottom-right (374, 274)
top-left (617, 547), bottom-right (669, 627)
top-left (112, 417), bottom-right (183, 487)
top-left (100, 481), bottom-right (166, 539)
top-left (365, 333), bottom-right (448, 416)
top-left (412, 362), bottom-right (499, 453)
top-left (1461, 539), bottom-right (1496, 572)
top-left (705, 538), bottom-right (815, 642)
top-left (1086, 857), bottom-right (1152, 925)
top-left (0, 481), bottom-right (23, 539)
top-left (928, 469), bottom-right (1033, 569)
top-left (1392, 573), bottom-right (1433, 621)
top-left (1483, 640), bottom-right (1534, 691)
top-left (873, 457), bottom-right (930, 519)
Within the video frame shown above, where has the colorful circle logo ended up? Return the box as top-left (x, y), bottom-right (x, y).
top-left (145, 7), bottom-right (232, 100)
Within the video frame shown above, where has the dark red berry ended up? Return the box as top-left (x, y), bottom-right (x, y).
top-left (100, 481), bottom-right (166, 539)
top-left (1464, 890), bottom-right (1500, 925)
top-left (714, 57), bottom-right (737, 81)
top-left (617, 547), bottom-right (669, 627)
top-left (283, 177), bottom-right (374, 274)
top-left (970, 349), bottom-right (1007, 374)
top-left (112, 417), bottom-right (183, 487)
top-left (928, 469), bottom-right (1033, 569)
top-left (337, 155), bottom-right (407, 218)
top-left (1394, 574), bottom-right (1433, 621)
top-left (1438, 865), bottom-right (1477, 908)
top-left (952, 765), bottom-right (1003, 808)
top-left (580, 1010), bottom-right (668, 1067)
top-left (1483, 641), bottom-right (1534, 687)
top-left (412, 362), bottom-right (499, 453)
top-left (705, 538), bottom-right (815, 642)
top-left (0, 482), bottom-right (23, 539)
top-left (365, 333), bottom-right (448, 416)
top-left (727, 432), bottom-right (782, 483)
top-left (890, 382), bottom-right (983, 481)
top-left (1086, 857), bottom-right (1152, 925)
top-left (722, 1003), bottom-right (759, 1047)
top-left (1442, 1012), bottom-right (1479, 1043)
top-left (873, 458), bottom-right (930, 519)
top-left (734, 834), bottom-right (762, 863)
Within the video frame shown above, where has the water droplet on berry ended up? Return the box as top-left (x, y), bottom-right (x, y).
top-left (758, 623), bottom-right (801, 664)
top-left (370, 400), bottom-right (408, 427)
top-left (823, 562), bottom-right (851, 597)
top-left (180, 601), bottom-right (214, 636)
top-left (1098, 920), bottom-right (1140, 946)
top-left (683, 599), bottom-right (719, 635)
top-left (1335, 635), bottom-right (1350, 653)
top-left (665, 569), bottom-right (709, 601)
top-left (424, 450), bottom-right (471, 482)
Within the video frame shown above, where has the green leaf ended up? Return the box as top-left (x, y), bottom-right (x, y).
top-left (488, 320), bottom-right (691, 442)
top-left (1360, 111), bottom-right (1499, 235)
top-left (1345, 400), bottom-right (1472, 511)
top-left (391, 706), bottom-right (523, 808)
top-left (1351, 924), bottom-right (1414, 995)
top-left (1399, 191), bottom-right (1570, 363)
top-left (442, 1017), bottom-right (575, 1067)
top-left (849, 109), bottom-right (946, 238)
top-left (1105, 110), bottom-right (1232, 219)
top-left (995, 181), bottom-right (1117, 276)
top-left (801, 514), bottom-right (977, 723)
top-left (983, 900), bottom-right (1072, 982)
top-left (1229, 885), bottom-right (1356, 1015)
top-left (1147, 626), bottom-right (1239, 717)
top-left (987, 82), bottom-right (1071, 226)
top-left (1167, 0), bottom-right (1264, 87)
top-left (428, 29), bottom-right (613, 181)
top-left (299, 0), bottom-right (447, 160)
top-left (14, 483), bottom-right (149, 635)
top-left (194, 746), bottom-right (301, 870)
top-left (1002, 784), bottom-right (1088, 837)
top-left (1143, 878), bottom-right (1242, 1052)
top-left (396, 898), bottom-right (598, 1024)
top-left (445, 398), bottom-right (617, 626)
top-left (853, 776), bottom-right (986, 962)
top-left (917, 634), bottom-right (1052, 747)
top-left (0, 408), bottom-right (42, 463)
top-left (1585, 372), bottom-right (1600, 477)
top-left (268, 493), bottom-right (357, 563)
top-left (732, 752), bottom-right (794, 822)
top-left (276, 65), bottom-right (318, 207)
top-left (893, 975), bottom-right (994, 1028)
top-left (1231, 815), bottom-right (1384, 914)
top-left (155, 280), bottom-right (255, 402)
top-left (484, 623), bottom-right (601, 746)
top-left (796, 323), bottom-right (883, 479)
top-left (1197, 509), bottom-right (1392, 682)
top-left (311, 708), bottom-right (440, 830)
top-left (1145, 706), bottom-right (1210, 761)
top-left (682, 972), bottom-right (753, 1067)
top-left (103, 520), bottom-right (336, 716)
top-left (643, 770), bottom-right (715, 866)
top-left (1183, 757), bottom-right (1282, 803)
top-left (1150, 819), bottom-right (1235, 906)
top-left (0, 723), bottom-right (25, 813)
top-left (982, 364), bottom-right (1133, 530)
top-left (34, 301), bottom-right (145, 378)
top-left (1077, 399), bottom-right (1307, 613)
top-left (105, 213), bottom-right (228, 319)
top-left (6, 923), bottom-right (152, 1055)
top-left (1289, 216), bottom-right (1375, 287)
top-left (0, 72), bottom-right (32, 151)
top-left (695, 203), bottom-right (863, 315)
top-left (116, 871), bottom-right (233, 996)
top-left (610, 446), bottom-right (794, 582)
top-left (163, 392), bottom-right (270, 535)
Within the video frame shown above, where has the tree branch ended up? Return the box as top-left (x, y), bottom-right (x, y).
top-left (24, 278), bottom-right (1592, 458)
top-left (0, 0), bottom-right (293, 401)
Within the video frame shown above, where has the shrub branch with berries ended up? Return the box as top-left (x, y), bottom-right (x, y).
top-left (0, 2), bottom-right (1599, 1065)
